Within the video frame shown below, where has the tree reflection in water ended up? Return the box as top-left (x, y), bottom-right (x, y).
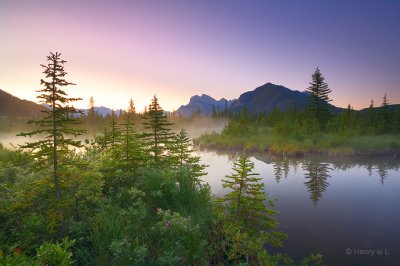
top-left (302, 161), bottom-right (332, 206)
top-left (377, 164), bottom-right (388, 186)
top-left (272, 156), bottom-right (290, 183)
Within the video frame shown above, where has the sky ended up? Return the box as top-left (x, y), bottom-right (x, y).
top-left (1, 0), bottom-right (399, 112)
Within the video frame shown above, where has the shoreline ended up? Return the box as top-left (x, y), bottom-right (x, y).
top-left (193, 139), bottom-right (400, 158)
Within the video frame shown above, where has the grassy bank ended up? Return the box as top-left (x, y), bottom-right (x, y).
top-left (195, 129), bottom-right (400, 156)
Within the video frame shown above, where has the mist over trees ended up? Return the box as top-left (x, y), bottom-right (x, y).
top-left (0, 53), bottom-right (329, 265)
top-left (2, 51), bottom-right (399, 265)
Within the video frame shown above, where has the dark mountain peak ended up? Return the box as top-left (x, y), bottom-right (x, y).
top-left (0, 89), bottom-right (45, 118)
top-left (229, 82), bottom-right (310, 114)
top-left (177, 93), bottom-right (233, 117)
top-left (189, 94), bottom-right (215, 103)
top-left (255, 82), bottom-right (292, 92)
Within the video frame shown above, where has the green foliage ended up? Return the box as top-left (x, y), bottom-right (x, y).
top-left (17, 52), bottom-right (85, 200)
top-left (1, 56), bottom-right (323, 266)
top-left (170, 129), bottom-right (207, 183)
top-left (222, 156), bottom-right (277, 228)
top-left (153, 209), bottom-right (209, 265)
top-left (108, 118), bottom-right (122, 148)
top-left (0, 251), bottom-right (40, 265)
top-left (213, 156), bottom-right (287, 265)
top-left (35, 237), bottom-right (75, 266)
top-left (141, 95), bottom-right (174, 165)
top-left (89, 201), bottom-right (148, 265)
top-left (137, 167), bottom-right (212, 226)
top-left (0, 238), bottom-right (75, 266)
top-left (306, 68), bottom-right (332, 130)
top-left (197, 98), bottom-right (400, 155)
top-left (95, 107), bottom-right (146, 195)
top-left (300, 253), bottom-right (324, 266)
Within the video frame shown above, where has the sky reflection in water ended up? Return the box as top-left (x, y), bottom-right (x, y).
top-left (196, 150), bottom-right (400, 265)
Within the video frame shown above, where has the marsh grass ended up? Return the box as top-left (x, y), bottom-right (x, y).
top-left (196, 131), bottom-right (400, 156)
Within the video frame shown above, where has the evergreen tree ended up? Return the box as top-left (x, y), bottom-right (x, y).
top-left (141, 95), bottom-right (173, 164)
top-left (170, 129), bottom-right (206, 183)
top-left (119, 100), bottom-right (145, 172)
top-left (88, 96), bottom-right (95, 118)
top-left (86, 96), bottom-right (97, 131)
top-left (108, 117), bottom-right (121, 149)
top-left (367, 99), bottom-right (375, 131)
top-left (381, 93), bottom-right (391, 133)
top-left (396, 108), bottom-right (400, 132)
top-left (306, 67), bottom-right (332, 130)
top-left (128, 98), bottom-right (136, 114)
top-left (18, 52), bottom-right (85, 198)
top-left (222, 156), bottom-right (278, 230)
top-left (216, 156), bottom-right (286, 264)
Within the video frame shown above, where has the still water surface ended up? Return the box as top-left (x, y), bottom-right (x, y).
top-left (196, 149), bottom-right (400, 266)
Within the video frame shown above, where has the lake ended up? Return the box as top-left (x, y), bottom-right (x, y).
top-left (196, 149), bottom-right (400, 266)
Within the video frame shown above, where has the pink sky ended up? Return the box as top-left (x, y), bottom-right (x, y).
top-left (1, 1), bottom-right (399, 111)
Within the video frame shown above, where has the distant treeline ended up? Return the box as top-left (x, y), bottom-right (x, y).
top-left (197, 68), bottom-right (400, 155)
top-left (224, 99), bottom-right (400, 137)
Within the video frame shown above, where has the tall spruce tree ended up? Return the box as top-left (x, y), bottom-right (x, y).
top-left (88, 96), bottom-right (95, 118)
top-left (222, 156), bottom-right (278, 230)
top-left (141, 95), bottom-right (173, 164)
top-left (108, 117), bottom-right (121, 149)
top-left (381, 93), bottom-right (391, 133)
top-left (306, 67), bottom-right (332, 130)
top-left (217, 156), bottom-right (286, 263)
top-left (128, 98), bottom-right (136, 114)
top-left (119, 99), bottom-right (144, 172)
top-left (170, 129), bottom-right (206, 183)
top-left (18, 52), bottom-right (85, 198)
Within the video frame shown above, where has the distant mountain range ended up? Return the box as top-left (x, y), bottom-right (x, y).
top-left (0, 89), bottom-right (123, 118)
top-left (176, 94), bottom-right (234, 117)
top-left (176, 82), bottom-right (350, 117)
top-left (0, 89), bottom-right (46, 118)
top-left (41, 103), bottom-right (123, 117)
top-left (1, 85), bottom-right (399, 119)
top-left (78, 107), bottom-right (123, 117)
top-left (177, 83), bottom-right (312, 116)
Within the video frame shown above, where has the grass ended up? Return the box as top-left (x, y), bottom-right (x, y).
top-left (195, 130), bottom-right (400, 156)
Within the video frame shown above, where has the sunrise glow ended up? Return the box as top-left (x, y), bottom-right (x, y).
top-left (1, 1), bottom-right (399, 111)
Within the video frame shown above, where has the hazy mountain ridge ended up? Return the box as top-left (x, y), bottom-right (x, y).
top-left (2, 86), bottom-right (399, 119)
top-left (176, 82), bottom-right (354, 117)
top-left (177, 83), bottom-right (312, 117)
top-left (41, 104), bottom-right (123, 117)
top-left (78, 107), bottom-right (123, 117)
top-left (0, 89), bottom-right (46, 118)
top-left (176, 94), bottom-right (234, 117)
